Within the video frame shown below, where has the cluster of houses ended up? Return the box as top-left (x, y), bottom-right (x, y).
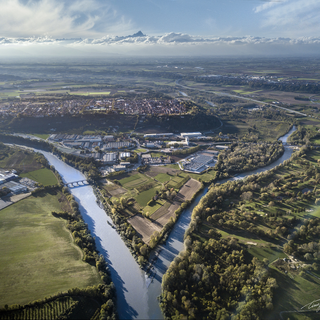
top-left (88, 98), bottom-right (186, 115)
top-left (199, 73), bottom-right (320, 88)
top-left (0, 99), bottom-right (92, 117)
top-left (0, 98), bottom-right (186, 118)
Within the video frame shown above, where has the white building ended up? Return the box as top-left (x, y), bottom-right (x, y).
top-left (102, 153), bottom-right (118, 164)
top-left (144, 133), bottom-right (174, 138)
top-left (119, 152), bottom-right (131, 160)
top-left (145, 142), bottom-right (155, 148)
top-left (180, 132), bottom-right (202, 138)
top-left (113, 165), bottom-right (127, 171)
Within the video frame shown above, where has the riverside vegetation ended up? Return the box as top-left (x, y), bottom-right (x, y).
top-left (0, 146), bottom-right (116, 320)
top-left (94, 141), bottom-right (285, 267)
top-left (160, 146), bottom-right (320, 319)
top-left (0, 132), bottom-right (286, 271)
top-left (1, 57), bottom-right (320, 319)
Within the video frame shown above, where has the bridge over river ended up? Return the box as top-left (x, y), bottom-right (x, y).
top-left (33, 125), bottom-right (297, 319)
top-left (63, 180), bottom-right (89, 188)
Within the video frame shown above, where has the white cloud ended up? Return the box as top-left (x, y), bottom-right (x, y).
top-left (0, 0), bottom-right (132, 37)
top-left (254, 0), bottom-right (320, 37)
top-left (254, 1), bottom-right (286, 13)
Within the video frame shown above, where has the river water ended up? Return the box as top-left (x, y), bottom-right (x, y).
top-left (36, 125), bottom-right (296, 319)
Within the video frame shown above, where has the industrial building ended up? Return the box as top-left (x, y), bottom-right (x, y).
top-left (180, 151), bottom-right (216, 173)
top-left (3, 181), bottom-right (28, 194)
top-left (119, 152), bottom-right (131, 160)
top-left (144, 133), bottom-right (174, 138)
top-left (102, 153), bottom-right (117, 164)
top-left (180, 132), bottom-right (202, 138)
top-left (104, 142), bottom-right (132, 150)
top-left (0, 172), bottom-right (18, 184)
top-left (113, 165), bottom-right (127, 172)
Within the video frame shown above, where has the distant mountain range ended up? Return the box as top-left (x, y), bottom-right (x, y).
top-left (117, 31), bottom-right (146, 39)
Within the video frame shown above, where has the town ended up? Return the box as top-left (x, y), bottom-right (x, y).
top-left (0, 98), bottom-right (186, 117)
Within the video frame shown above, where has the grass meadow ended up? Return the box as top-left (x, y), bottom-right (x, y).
top-left (0, 192), bottom-right (101, 307)
top-left (267, 267), bottom-right (320, 320)
top-left (20, 168), bottom-right (58, 186)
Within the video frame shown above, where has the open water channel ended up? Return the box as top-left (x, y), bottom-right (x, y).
top-left (35, 125), bottom-right (296, 319)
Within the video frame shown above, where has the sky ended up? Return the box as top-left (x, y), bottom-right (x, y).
top-left (1, 0), bottom-right (320, 57)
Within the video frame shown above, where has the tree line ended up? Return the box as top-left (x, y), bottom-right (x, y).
top-left (160, 145), bottom-right (320, 319)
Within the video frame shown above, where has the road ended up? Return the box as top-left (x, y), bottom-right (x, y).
top-left (175, 80), bottom-right (307, 117)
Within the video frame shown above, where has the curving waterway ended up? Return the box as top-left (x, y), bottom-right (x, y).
top-left (35, 125), bottom-right (296, 319)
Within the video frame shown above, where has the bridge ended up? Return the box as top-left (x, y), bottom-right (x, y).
top-left (63, 180), bottom-right (89, 188)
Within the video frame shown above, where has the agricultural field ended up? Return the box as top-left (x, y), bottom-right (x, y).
top-left (0, 295), bottom-right (104, 320)
top-left (31, 134), bottom-right (50, 140)
top-left (233, 89), bottom-right (262, 95)
top-left (71, 91), bottom-right (110, 96)
top-left (0, 191), bottom-right (101, 307)
top-left (20, 168), bottom-right (58, 186)
top-left (118, 172), bottom-right (152, 190)
top-left (128, 178), bottom-right (201, 243)
top-left (102, 167), bottom-right (202, 243)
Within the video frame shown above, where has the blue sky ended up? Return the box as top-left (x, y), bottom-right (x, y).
top-left (1, 0), bottom-right (320, 56)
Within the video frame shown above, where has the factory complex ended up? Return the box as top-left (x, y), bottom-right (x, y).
top-left (0, 170), bottom-right (37, 195)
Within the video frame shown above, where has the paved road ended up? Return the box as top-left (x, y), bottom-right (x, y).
top-left (175, 80), bottom-right (307, 117)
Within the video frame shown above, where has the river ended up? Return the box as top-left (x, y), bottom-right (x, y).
top-left (36, 125), bottom-right (296, 319)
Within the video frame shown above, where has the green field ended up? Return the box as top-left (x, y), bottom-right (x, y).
top-left (109, 169), bottom-right (194, 214)
top-left (155, 173), bottom-right (172, 183)
top-left (166, 174), bottom-right (186, 188)
top-left (0, 192), bottom-right (101, 307)
top-left (20, 168), bottom-right (58, 186)
top-left (31, 134), bottom-right (50, 140)
top-left (144, 198), bottom-right (167, 216)
top-left (134, 148), bottom-right (147, 153)
top-left (72, 91), bottom-right (110, 96)
top-left (202, 226), bottom-right (272, 246)
top-left (136, 186), bottom-right (160, 207)
top-left (0, 91), bottom-right (21, 99)
top-left (267, 268), bottom-right (320, 320)
top-left (118, 173), bottom-right (151, 189)
top-left (233, 89), bottom-right (262, 95)
top-left (248, 246), bottom-right (287, 263)
top-left (150, 152), bottom-right (165, 158)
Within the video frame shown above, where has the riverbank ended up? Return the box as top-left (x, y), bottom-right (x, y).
top-left (2, 125), bottom-right (296, 319)
top-left (160, 144), bottom-right (320, 319)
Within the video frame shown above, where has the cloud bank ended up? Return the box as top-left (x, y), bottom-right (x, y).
top-left (1, 32), bottom-right (320, 46)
